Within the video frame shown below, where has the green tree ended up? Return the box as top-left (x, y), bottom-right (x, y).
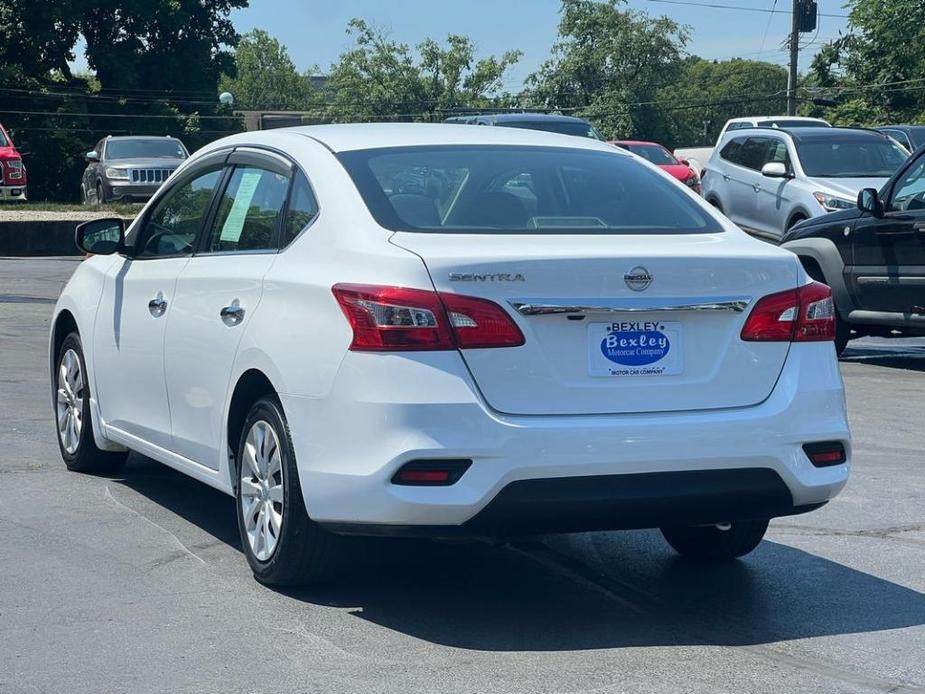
top-left (524, 0), bottom-right (688, 139)
top-left (326, 19), bottom-right (521, 121)
top-left (0, 1), bottom-right (82, 79)
top-left (808, 0), bottom-right (925, 125)
top-left (219, 30), bottom-right (317, 110)
top-left (662, 58), bottom-right (788, 147)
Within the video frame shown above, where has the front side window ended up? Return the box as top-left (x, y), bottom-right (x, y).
top-left (133, 168), bottom-right (223, 258)
top-left (889, 157), bottom-right (925, 212)
top-left (206, 165), bottom-right (290, 253)
top-left (737, 137), bottom-right (773, 171)
top-left (795, 137), bottom-right (909, 178)
top-left (763, 140), bottom-right (791, 170)
top-left (338, 145), bottom-right (722, 235)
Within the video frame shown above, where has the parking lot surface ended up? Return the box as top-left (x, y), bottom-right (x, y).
top-left (1, 257), bottom-right (923, 694)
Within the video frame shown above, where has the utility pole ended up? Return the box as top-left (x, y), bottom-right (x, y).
top-left (787, 0), bottom-right (800, 116)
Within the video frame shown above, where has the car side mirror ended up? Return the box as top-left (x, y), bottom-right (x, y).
top-left (76, 218), bottom-right (125, 255)
top-left (761, 162), bottom-right (790, 178)
top-left (857, 188), bottom-right (884, 217)
top-left (85, 151), bottom-right (100, 162)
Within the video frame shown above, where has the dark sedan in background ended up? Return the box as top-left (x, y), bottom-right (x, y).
top-left (877, 125), bottom-right (925, 153)
top-left (81, 135), bottom-right (188, 204)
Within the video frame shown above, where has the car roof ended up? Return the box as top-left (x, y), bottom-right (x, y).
top-left (727, 116), bottom-right (829, 124)
top-left (251, 123), bottom-right (620, 154)
top-left (105, 135), bottom-right (182, 141)
top-left (725, 126), bottom-right (890, 142)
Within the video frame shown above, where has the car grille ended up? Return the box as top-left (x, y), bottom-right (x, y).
top-left (129, 168), bottom-right (173, 184)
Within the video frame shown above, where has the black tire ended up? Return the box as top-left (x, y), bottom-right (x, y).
top-left (96, 182), bottom-right (104, 205)
top-left (660, 519), bottom-right (769, 560)
top-left (787, 214), bottom-right (807, 230)
top-left (235, 395), bottom-right (341, 585)
top-left (54, 332), bottom-right (128, 473)
top-left (707, 197), bottom-right (723, 212)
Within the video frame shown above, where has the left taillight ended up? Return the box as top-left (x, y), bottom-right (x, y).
top-left (741, 281), bottom-right (835, 342)
top-left (332, 283), bottom-right (525, 352)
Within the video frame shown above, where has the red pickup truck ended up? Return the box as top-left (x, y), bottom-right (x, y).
top-left (0, 122), bottom-right (27, 201)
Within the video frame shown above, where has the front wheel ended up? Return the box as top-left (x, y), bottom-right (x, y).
top-left (660, 519), bottom-right (769, 560)
top-left (235, 396), bottom-right (342, 585)
top-left (55, 332), bottom-right (128, 473)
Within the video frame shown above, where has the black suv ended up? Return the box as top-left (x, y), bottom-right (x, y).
top-left (782, 146), bottom-right (925, 354)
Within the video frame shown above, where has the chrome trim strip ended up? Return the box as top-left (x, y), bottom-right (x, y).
top-left (508, 298), bottom-right (751, 316)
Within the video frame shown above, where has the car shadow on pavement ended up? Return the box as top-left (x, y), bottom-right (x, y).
top-left (118, 456), bottom-right (925, 652)
top-left (841, 343), bottom-right (925, 371)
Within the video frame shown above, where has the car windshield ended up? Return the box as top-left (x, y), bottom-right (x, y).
top-left (796, 137), bottom-right (909, 178)
top-left (337, 145), bottom-right (722, 235)
top-left (624, 144), bottom-right (678, 165)
top-left (494, 120), bottom-right (601, 139)
top-left (756, 119), bottom-right (830, 128)
top-left (106, 139), bottom-right (186, 160)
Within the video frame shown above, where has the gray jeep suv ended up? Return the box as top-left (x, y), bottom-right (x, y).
top-left (81, 136), bottom-right (188, 204)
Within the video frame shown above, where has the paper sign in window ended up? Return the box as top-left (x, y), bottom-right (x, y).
top-left (220, 171), bottom-right (263, 242)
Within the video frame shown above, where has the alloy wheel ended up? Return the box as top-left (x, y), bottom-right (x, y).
top-left (56, 349), bottom-right (84, 454)
top-left (240, 419), bottom-right (284, 561)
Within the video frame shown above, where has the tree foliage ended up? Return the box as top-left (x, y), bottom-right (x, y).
top-left (219, 29), bottom-right (318, 110)
top-left (326, 19), bottom-right (521, 121)
top-left (808, 0), bottom-right (925, 125)
top-left (524, 0), bottom-right (688, 139)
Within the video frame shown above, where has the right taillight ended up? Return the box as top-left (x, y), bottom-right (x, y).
top-left (741, 281), bottom-right (835, 342)
top-left (332, 283), bottom-right (524, 352)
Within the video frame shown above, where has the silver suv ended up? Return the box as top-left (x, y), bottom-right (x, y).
top-left (81, 135), bottom-right (188, 204)
top-left (701, 127), bottom-right (908, 241)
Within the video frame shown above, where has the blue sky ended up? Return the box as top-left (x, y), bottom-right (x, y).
top-left (69, 0), bottom-right (851, 87)
top-left (229, 0), bottom-right (851, 88)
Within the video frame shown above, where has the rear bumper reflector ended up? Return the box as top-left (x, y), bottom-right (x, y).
top-left (392, 459), bottom-right (473, 486)
top-left (803, 441), bottom-right (847, 467)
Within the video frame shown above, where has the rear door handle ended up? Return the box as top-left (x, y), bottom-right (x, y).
top-left (220, 303), bottom-right (245, 326)
top-left (723, 174), bottom-right (731, 181)
top-left (148, 294), bottom-right (167, 317)
top-left (753, 184), bottom-right (761, 192)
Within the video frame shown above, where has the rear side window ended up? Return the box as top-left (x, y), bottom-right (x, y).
top-left (282, 170), bottom-right (319, 246)
top-left (719, 139), bottom-right (743, 164)
top-left (337, 145), bottom-right (722, 235)
top-left (206, 165), bottom-right (290, 253)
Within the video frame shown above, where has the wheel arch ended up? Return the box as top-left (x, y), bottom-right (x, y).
top-left (786, 208), bottom-right (811, 231)
top-left (780, 237), bottom-right (853, 319)
top-left (225, 368), bottom-right (279, 490)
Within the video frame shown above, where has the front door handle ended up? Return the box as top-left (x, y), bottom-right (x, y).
top-left (148, 294), bottom-right (167, 317)
top-left (220, 303), bottom-right (245, 326)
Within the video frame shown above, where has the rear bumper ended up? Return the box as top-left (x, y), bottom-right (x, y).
top-left (282, 341), bottom-right (850, 533)
top-left (322, 468), bottom-right (826, 537)
top-left (0, 184), bottom-right (26, 200)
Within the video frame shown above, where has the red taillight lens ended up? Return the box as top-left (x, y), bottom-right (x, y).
top-left (741, 281), bottom-right (835, 342)
top-left (332, 284), bottom-right (524, 352)
top-left (440, 292), bottom-right (525, 349)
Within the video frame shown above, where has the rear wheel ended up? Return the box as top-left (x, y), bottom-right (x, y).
top-left (55, 332), bottom-right (128, 473)
top-left (661, 519), bottom-right (769, 560)
top-left (95, 182), bottom-right (104, 205)
top-left (235, 395), bottom-right (342, 585)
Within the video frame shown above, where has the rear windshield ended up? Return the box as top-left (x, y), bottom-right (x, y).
top-left (337, 145), bottom-right (722, 234)
top-left (106, 139), bottom-right (187, 160)
top-left (796, 138), bottom-right (909, 178)
top-left (623, 144), bottom-right (677, 165)
top-left (494, 120), bottom-right (601, 139)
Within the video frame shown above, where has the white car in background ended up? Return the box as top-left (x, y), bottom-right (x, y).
top-left (50, 124), bottom-right (850, 585)
top-left (675, 115), bottom-right (830, 176)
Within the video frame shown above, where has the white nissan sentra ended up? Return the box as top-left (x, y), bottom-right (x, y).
top-left (51, 124), bottom-right (850, 585)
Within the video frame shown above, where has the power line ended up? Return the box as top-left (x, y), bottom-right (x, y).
top-left (639, 0), bottom-right (848, 18)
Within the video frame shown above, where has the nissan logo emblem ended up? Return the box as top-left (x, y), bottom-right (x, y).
top-left (624, 266), bottom-right (653, 291)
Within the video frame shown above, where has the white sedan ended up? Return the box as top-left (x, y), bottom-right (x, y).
top-left (50, 124), bottom-right (850, 585)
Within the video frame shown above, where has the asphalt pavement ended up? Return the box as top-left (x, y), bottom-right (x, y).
top-left (1, 257), bottom-right (923, 694)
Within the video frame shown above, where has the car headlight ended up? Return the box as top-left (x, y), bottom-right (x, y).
top-left (5, 160), bottom-right (24, 179)
top-left (813, 191), bottom-right (854, 211)
top-left (105, 167), bottom-right (129, 180)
